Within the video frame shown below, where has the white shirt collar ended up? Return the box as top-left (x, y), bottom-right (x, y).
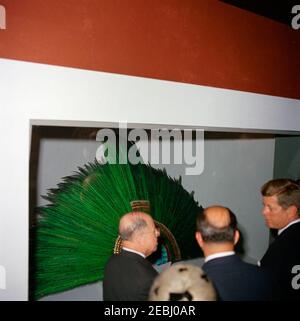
top-left (278, 218), bottom-right (300, 235)
top-left (204, 251), bottom-right (235, 263)
top-left (122, 247), bottom-right (145, 258)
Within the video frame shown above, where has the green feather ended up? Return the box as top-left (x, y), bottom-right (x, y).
top-left (32, 143), bottom-right (202, 299)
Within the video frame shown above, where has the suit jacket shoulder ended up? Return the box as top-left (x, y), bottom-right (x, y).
top-left (103, 250), bottom-right (158, 301)
top-left (261, 222), bottom-right (300, 267)
top-left (260, 222), bottom-right (300, 300)
top-left (203, 254), bottom-right (273, 301)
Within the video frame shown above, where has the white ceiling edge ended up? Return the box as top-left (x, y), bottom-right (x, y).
top-left (1, 57), bottom-right (300, 134)
top-left (30, 119), bottom-right (300, 135)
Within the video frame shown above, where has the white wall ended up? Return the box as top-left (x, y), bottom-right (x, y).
top-left (0, 58), bottom-right (300, 300)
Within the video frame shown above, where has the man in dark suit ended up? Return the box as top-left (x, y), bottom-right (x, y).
top-left (195, 206), bottom-right (274, 301)
top-left (103, 211), bottom-right (160, 301)
top-left (260, 179), bottom-right (300, 300)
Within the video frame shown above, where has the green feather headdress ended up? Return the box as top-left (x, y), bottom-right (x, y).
top-left (32, 141), bottom-right (202, 299)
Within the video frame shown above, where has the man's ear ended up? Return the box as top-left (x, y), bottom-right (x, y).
top-left (287, 205), bottom-right (298, 220)
top-left (233, 230), bottom-right (240, 245)
top-left (195, 231), bottom-right (204, 248)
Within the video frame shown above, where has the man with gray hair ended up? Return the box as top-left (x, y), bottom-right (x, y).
top-left (103, 212), bottom-right (160, 301)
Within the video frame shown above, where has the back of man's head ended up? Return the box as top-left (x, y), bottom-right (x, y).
top-left (261, 179), bottom-right (300, 215)
top-left (119, 212), bottom-right (150, 241)
top-left (196, 206), bottom-right (237, 243)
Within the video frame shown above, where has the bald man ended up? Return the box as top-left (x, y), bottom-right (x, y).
top-left (195, 206), bottom-right (275, 301)
top-left (103, 212), bottom-right (160, 301)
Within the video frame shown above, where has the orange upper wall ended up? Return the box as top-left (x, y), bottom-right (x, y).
top-left (0, 0), bottom-right (299, 99)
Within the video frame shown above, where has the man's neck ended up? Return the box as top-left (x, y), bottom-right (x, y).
top-left (278, 217), bottom-right (300, 235)
top-left (205, 251), bottom-right (235, 263)
top-left (122, 247), bottom-right (145, 258)
top-left (203, 243), bottom-right (235, 257)
top-left (122, 241), bottom-right (146, 257)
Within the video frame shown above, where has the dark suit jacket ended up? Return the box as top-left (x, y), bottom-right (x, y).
top-left (202, 254), bottom-right (274, 301)
top-left (103, 250), bottom-right (158, 301)
top-left (260, 221), bottom-right (300, 300)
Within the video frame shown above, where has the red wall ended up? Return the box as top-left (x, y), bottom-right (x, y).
top-left (0, 0), bottom-right (299, 99)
